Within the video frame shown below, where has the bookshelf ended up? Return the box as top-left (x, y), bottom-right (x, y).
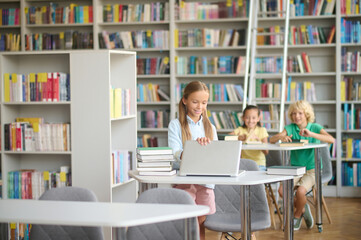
top-left (0, 0), bottom-right (360, 198)
top-left (0, 50), bottom-right (137, 240)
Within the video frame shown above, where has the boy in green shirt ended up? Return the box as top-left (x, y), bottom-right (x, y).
top-left (270, 100), bottom-right (334, 230)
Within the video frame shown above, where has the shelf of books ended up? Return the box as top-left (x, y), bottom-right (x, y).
top-left (337, 0), bottom-right (361, 196)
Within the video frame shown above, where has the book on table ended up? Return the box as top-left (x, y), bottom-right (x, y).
top-left (137, 161), bottom-right (171, 168)
top-left (138, 170), bottom-right (177, 176)
top-left (279, 139), bottom-right (309, 147)
top-left (137, 154), bottom-right (174, 161)
top-left (267, 166), bottom-right (306, 175)
top-left (137, 166), bottom-right (172, 172)
top-left (136, 147), bottom-right (173, 155)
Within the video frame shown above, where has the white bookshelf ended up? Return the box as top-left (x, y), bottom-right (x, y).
top-left (0, 50), bottom-right (137, 240)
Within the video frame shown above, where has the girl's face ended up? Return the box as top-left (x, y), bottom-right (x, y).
top-left (291, 109), bottom-right (307, 127)
top-left (242, 109), bottom-right (260, 129)
top-left (182, 90), bottom-right (209, 123)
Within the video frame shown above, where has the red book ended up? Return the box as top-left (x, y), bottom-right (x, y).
top-left (301, 52), bottom-right (310, 72)
top-left (53, 72), bottom-right (60, 102)
top-left (16, 122), bottom-right (22, 151)
top-left (47, 72), bottom-right (53, 101)
top-left (88, 6), bottom-right (93, 23)
top-left (119, 5), bottom-right (123, 22)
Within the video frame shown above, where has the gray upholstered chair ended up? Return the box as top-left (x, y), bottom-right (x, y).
top-left (29, 187), bottom-right (104, 240)
top-left (307, 146), bottom-right (333, 224)
top-left (204, 159), bottom-right (271, 239)
top-left (126, 188), bottom-right (199, 240)
top-left (265, 150), bottom-right (283, 229)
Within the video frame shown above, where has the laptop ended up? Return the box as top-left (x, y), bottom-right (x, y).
top-left (179, 141), bottom-right (244, 177)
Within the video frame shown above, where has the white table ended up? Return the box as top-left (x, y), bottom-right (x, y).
top-left (242, 143), bottom-right (328, 233)
top-left (0, 199), bottom-right (209, 240)
top-left (129, 170), bottom-right (294, 240)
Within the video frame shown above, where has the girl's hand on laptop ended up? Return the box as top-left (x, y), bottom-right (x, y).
top-left (196, 137), bottom-right (211, 146)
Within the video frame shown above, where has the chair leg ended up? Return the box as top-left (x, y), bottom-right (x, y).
top-left (265, 185), bottom-right (276, 229)
top-left (268, 184), bottom-right (283, 226)
top-left (321, 195), bottom-right (332, 224)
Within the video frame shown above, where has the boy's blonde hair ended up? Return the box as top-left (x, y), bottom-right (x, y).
top-left (288, 100), bottom-right (315, 123)
top-left (179, 81), bottom-right (213, 145)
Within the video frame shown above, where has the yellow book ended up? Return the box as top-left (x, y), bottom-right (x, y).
top-left (83, 6), bottom-right (89, 23)
top-left (290, 82), bottom-right (296, 101)
top-left (4, 73), bottom-right (10, 102)
top-left (174, 29), bottom-right (179, 48)
top-left (346, 138), bottom-right (353, 159)
top-left (346, 0), bottom-right (351, 15)
top-left (340, 80), bottom-right (346, 101)
top-left (0, 9), bottom-right (2, 25)
top-left (114, 4), bottom-right (119, 23)
top-left (110, 88), bottom-right (114, 118)
top-left (114, 88), bottom-right (122, 118)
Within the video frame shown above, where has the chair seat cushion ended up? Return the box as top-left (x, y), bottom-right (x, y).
top-left (205, 213), bottom-right (271, 232)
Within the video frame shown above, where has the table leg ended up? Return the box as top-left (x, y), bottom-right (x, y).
top-left (184, 218), bottom-right (197, 240)
top-left (240, 185), bottom-right (251, 240)
top-left (283, 179), bottom-right (294, 240)
top-left (116, 227), bottom-right (127, 240)
top-left (314, 148), bottom-right (323, 232)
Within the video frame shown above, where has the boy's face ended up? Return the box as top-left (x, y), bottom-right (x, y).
top-left (291, 109), bottom-right (307, 126)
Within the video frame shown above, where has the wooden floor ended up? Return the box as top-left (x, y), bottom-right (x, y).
top-left (205, 197), bottom-right (361, 240)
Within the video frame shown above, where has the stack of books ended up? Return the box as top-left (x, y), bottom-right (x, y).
top-left (136, 147), bottom-right (176, 176)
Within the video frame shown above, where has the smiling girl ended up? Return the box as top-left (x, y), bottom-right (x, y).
top-left (168, 81), bottom-right (217, 240)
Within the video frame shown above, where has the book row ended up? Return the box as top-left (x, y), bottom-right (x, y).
top-left (287, 53), bottom-right (312, 73)
top-left (286, 79), bottom-right (317, 102)
top-left (289, 0), bottom-right (336, 17)
top-left (25, 31), bottom-right (93, 51)
top-left (176, 0), bottom-right (249, 20)
top-left (257, 26), bottom-right (285, 46)
top-left (25, 4), bottom-right (93, 25)
top-left (341, 77), bottom-right (361, 101)
top-left (4, 72), bottom-right (70, 103)
top-left (111, 150), bottom-right (133, 185)
top-left (0, 8), bottom-right (20, 26)
top-left (176, 56), bottom-right (246, 75)
top-left (342, 104), bottom-right (361, 130)
top-left (343, 138), bottom-right (361, 159)
top-left (288, 25), bottom-right (334, 45)
top-left (255, 56), bottom-right (283, 73)
top-left (137, 134), bottom-right (159, 148)
top-left (255, 79), bottom-right (282, 100)
top-left (341, 18), bottom-right (361, 44)
top-left (209, 110), bottom-right (242, 130)
top-left (137, 83), bottom-right (170, 102)
top-left (137, 110), bottom-right (170, 129)
top-left (4, 121), bottom-right (71, 152)
top-left (110, 88), bottom-right (131, 119)
top-left (258, 0), bottom-right (285, 18)
top-left (260, 105), bottom-right (280, 130)
top-left (174, 28), bottom-right (245, 48)
top-left (341, 162), bottom-right (361, 187)
top-left (175, 83), bottom-right (244, 102)
top-left (340, 0), bottom-right (361, 14)
top-left (103, 2), bottom-right (169, 23)
top-left (7, 166), bottom-right (71, 200)
top-left (0, 33), bottom-right (20, 52)
top-left (99, 30), bottom-right (169, 49)
top-left (136, 57), bottom-right (170, 75)
top-left (341, 48), bottom-right (361, 72)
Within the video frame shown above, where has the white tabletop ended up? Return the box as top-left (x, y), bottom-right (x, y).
top-left (241, 143), bottom-right (328, 151)
top-left (0, 199), bottom-right (209, 227)
top-left (129, 171), bottom-right (294, 185)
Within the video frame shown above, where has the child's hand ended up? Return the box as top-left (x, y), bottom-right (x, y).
top-left (281, 134), bottom-right (293, 142)
top-left (300, 129), bottom-right (312, 138)
top-left (238, 134), bottom-right (247, 141)
top-left (196, 137), bottom-right (211, 146)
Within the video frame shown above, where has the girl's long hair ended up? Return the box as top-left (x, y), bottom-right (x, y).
top-left (179, 81), bottom-right (213, 145)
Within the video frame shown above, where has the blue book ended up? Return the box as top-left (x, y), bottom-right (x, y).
top-left (344, 103), bottom-right (349, 130)
top-left (358, 163), bottom-right (361, 186)
top-left (119, 151), bottom-right (124, 183)
top-left (287, 77), bottom-right (292, 102)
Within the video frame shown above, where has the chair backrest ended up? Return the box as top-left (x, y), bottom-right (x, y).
top-left (265, 150), bottom-right (282, 167)
top-left (126, 188), bottom-right (199, 240)
top-left (207, 159), bottom-right (270, 232)
top-left (320, 146), bottom-right (333, 184)
top-left (29, 187), bottom-right (104, 240)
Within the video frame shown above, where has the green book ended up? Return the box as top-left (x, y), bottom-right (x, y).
top-left (137, 147), bottom-right (173, 155)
